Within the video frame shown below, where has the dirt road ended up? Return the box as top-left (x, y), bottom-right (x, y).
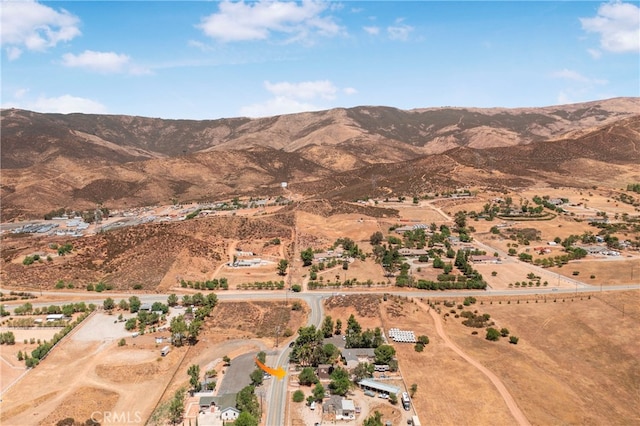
top-left (421, 301), bottom-right (532, 426)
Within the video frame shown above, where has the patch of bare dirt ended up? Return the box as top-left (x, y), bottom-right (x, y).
top-left (325, 294), bottom-right (381, 318)
top-left (41, 386), bottom-right (119, 426)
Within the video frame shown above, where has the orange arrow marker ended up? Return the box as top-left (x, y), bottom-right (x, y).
top-left (255, 357), bottom-right (286, 380)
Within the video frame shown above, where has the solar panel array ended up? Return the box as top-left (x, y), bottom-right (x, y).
top-left (388, 328), bottom-right (417, 343)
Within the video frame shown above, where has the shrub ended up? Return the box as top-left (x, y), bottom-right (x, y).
top-left (292, 390), bottom-right (305, 403)
top-left (118, 338), bottom-right (126, 347)
top-left (485, 328), bottom-right (500, 341)
top-left (509, 336), bottom-right (519, 345)
top-left (291, 284), bottom-right (302, 293)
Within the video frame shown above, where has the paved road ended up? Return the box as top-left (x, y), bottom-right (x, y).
top-left (265, 293), bottom-right (324, 426)
top-left (2, 284), bottom-right (639, 426)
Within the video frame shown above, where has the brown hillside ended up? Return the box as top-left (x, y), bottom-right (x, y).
top-left (1, 99), bottom-right (639, 219)
top-left (0, 213), bottom-right (294, 290)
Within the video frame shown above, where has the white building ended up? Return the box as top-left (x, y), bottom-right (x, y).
top-left (220, 407), bottom-right (240, 421)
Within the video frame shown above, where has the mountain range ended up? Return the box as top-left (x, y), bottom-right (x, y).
top-left (1, 97), bottom-right (639, 220)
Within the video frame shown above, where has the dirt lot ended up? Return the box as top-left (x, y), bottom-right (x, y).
top-left (1, 300), bottom-right (310, 426)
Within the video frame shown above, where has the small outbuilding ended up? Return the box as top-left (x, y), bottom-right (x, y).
top-left (220, 406), bottom-right (240, 421)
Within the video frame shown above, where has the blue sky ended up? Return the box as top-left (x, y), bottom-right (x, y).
top-left (1, 0), bottom-right (638, 119)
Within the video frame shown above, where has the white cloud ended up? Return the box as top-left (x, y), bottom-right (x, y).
top-left (580, 1), bottom-right (640, 53)
top-left (587, 48), bottom-right (602, 59)
top-left (240, 97), bottom-right (319, 118)
top-left (363, 26), bottom-right (380, 35)
top-left (240, 79), bottom-right (353, 117)
top-left (265, 80), bottom-right (338, 100)
top-left (557, 90), bottom-right (573, 105)
top-left (197, 0), bottom-right (344, 42)
top-left (14, 88), bottom-right (29, 99)
top-left (6, 46), bottom-right (22, 61)
top-left (1, 0), bottom-right (81, 58)
top-left (551, 68), bottom-right (608, 85)
top-left (61, 50), bottom-right (152, 75)
top-left (62, 50), bottom-right (129, 73)
top-left (387, 19), bottom-right (413, 41)
top-left (3, 94), bottom-right (107, 114)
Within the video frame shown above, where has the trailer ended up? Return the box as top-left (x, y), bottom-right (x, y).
top-left (411, 415), bottom-right (421, 426)
top-left (401, 392), bottom-right (411, 411)
top-left (161, 345), bottom-right (170, 356)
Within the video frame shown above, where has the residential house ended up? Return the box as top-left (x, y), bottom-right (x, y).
top-left (342, 348), bottom-right (375, 370)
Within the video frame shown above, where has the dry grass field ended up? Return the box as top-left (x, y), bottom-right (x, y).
top-left (548, 258), bottom-right (640, 286)
top-left (322, 291), bottom-right (640, 426)
top-left (439, 290), bottom-right (640, 425)
top-left (379, 296), bottom-right (517, 426)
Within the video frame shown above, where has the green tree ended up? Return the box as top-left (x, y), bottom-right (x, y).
top-left (103, 297), bottom-right (115, 311)
top-left (298, 367), bottom-right (318, 386)
top-left (118, 299), bottom-right (129, 311)
top-left (329, 367), bottom-right (350, 396)
top-left (250, 368), bottom-right (264, 386)
top-left (187, 319), bottom-right (202, 345)
top-left (334, 319), bottom-right (342, 335)
top-left (292, 390), bottom-right (305, 403)
top-left (312, 382), bottom-right (325, 401)
top-left (223, 355), bottom-right (231, 365)
top-left (170, 315), bottom-right (187, 346)
top-left (125, 317), bottom-right (137, 331)
top-left (301, 248), bottom-right (314, 267)
top-left (277, 259), bottom-right (289, 276)
top-left (167, 294), bottom-right (178, 307)
top-left (363, 411), bottom-right (383, 426)
top-left (370, 231), bottom-right (384, 246)
top-left (321, 316), bottom-right (334, 338)
top-left (128, 296), bottom-right (141, 313)
top-left (500, 328), bottom-right (510, 337)
top-left (509, 336), bottom-right (519, 344)
top-left (352, 362), bottom-right (374, 382)
top-left (374, 344), bottom-right (396, 364)
top-left (234, 411), bottom-right (258, 426)
top-left (389, 392), bottom-right (398, 405)
top-left (346, 314), bottom-right (362, 335)
top-left (454, 211), bottom-right (467, 230)
top-left (236, 385), bottom-right (260, 418)
top-left (188, 364), bottom-right (201, 393)
top-left (168, 387), bottom-right (186, 425)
